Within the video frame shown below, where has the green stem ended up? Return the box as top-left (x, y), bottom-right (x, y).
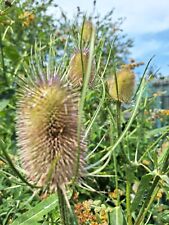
top-left (74, 19), bottom-right (95, 181)
top-left (109, 120), bottom-right (120, 206)
top-left (1, 140), bottom-right (40, 189)
top-left (0, 29), bottom-right (8, 85)
top-left (126, 180), bottom-right (133, 225)
top-left (57, 186), bottom-right (78, 225)
top-left (116, 101), bottom-right (121, 137)
top-left (57, 186), bottom-right (68, 225)
top-left (89, 58), bottom-right (153, 170)
top-left (74, 18), bottom-right (86, 182)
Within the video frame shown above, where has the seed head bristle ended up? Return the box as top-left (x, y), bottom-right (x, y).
top-left (16, 74), bottom-right (86, 191)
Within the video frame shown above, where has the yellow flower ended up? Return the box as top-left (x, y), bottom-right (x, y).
top-left (159, 109), bottom-right (169, 116)
top-left (19, 11), bottom-right (35, 27)
top-left (109, 188), bottom-right (123, 199)
top-left (156, 189), bottom-right (163, 200)
top-left (100, 208), bottom-right (108, 223)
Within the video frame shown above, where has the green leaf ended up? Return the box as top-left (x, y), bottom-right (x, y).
top-left (4, 42), bottom-right (20, 63)
top-left (131, 174), bottom-right (153, 212)
top-left (109, 206), bottom-right (124, 225)
top-left (126, 164), bottom-right (137, 183)
top-left (158, 144), bottom-right (169, 166)
top-left (145, 126), bottom-right (169, 138)
top-left (11, 193), bottom-right (58, 225)
top-left (161, 210), bottom-right (169, 223)
top-left (0, 99), bottom-right (9, 111)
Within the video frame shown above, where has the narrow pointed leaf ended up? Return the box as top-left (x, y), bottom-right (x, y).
top-left (109, 206), bottom-right (124, 225)
top-left (11, 193), bottom-right (58, 225)
top-left (131, 174), bottom-right (153, 212)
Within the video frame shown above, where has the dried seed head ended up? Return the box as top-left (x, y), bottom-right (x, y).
top-left (16, 74), bottom-right (86, 191)
top-left (107, 65), bottom-right (135, 103)
top-left (67, 49), bottom-right (95, 87)
top-left (81, 21), bottom-right (94, 43)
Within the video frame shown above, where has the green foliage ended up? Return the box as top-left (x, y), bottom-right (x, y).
top-left (11, 194), bottom-right (58, 225)
top-left (0, 0), bottom-right (169, 225)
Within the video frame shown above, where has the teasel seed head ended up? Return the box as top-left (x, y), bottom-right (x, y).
top-left (107, 64), bottom-right (135, 103)
top-left (67, 49), bottom-right (95, 87)
top-left (81, 21), bottom-right (94, 43)
top-left (16, 74), bottom-right (86, 191)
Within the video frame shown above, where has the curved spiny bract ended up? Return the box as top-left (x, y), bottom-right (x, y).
top-left (16, 74), bottom-right (86, 191)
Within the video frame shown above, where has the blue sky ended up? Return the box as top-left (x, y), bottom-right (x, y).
top-left (50, 0), bottom-right (169, 76)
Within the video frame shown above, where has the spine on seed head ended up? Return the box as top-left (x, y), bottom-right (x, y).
top-left (16, 73), bottom-right (86, 191)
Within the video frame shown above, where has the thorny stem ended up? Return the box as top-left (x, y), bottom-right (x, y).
top-left (109, 120), bottom-right (120, 206)
top-left (116, 101), bottom-right (121, 137)
top-left (126, 180), bottom-right (133, 225)
top-left (74, 18), bottom-right (85, 182)
top-left (57, 185), bottom-right (78, 225)
top-left (74, 18), bottom-right (95, 182)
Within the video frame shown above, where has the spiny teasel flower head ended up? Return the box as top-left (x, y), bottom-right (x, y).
top-left (107, 64), bottom-right (136, 103)
top-left (67, 49), bottom-right (95, 87)
top-left (81, 20), bottom-right (94, 43)
top-left (16, 73), bottom-right (86, 191)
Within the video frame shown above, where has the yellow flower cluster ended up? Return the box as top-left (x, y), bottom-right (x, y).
top-left (19, 11), bottom-right (35, 27)
top-left (74, 200), bottom-right (99, 225)
top-left (74, 199), bottom-right (108, 225)
top-left (159, 109), bottom-right (169, 116)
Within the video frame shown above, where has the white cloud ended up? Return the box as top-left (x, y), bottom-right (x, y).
top-left (52, 0), bottom-right (169, 35)
top-left (112, 0), bottom-right (169, 34)
top-left (51, 0), bottom-right (169, 75)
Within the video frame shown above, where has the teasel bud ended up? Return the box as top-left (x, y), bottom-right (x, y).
top-left (81, 21), bottom-right (94, 43)
top-left (107, 64), bottom-right (136, 103)
top-left (67, 49), bottom-right (95, 87)
top-left (16, 73), bottom-right (86, 191)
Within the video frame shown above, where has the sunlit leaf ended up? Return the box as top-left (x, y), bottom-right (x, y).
top-left (131, 174), bottom-right (153, 212)
top-left (11, 194), bottom-right (58, 225)
top-left (108, 206), bottom-right (125, 225)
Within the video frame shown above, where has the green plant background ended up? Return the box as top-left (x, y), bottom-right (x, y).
top-left (0, 0), bottom-right (169, 225)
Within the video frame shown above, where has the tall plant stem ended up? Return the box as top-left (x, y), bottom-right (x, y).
top-left (57, 185), bottom-right (78, 225)
top-left (116, 100), bottom-right (122, 137)
top-left (109, 120), bottom-right (120, 206)
top-left (74, 19), bottom-right (95, 181)
top-left (0, 29), bottom-right (8, 85)
top-left (126, 179), bottom-right (133, 225)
